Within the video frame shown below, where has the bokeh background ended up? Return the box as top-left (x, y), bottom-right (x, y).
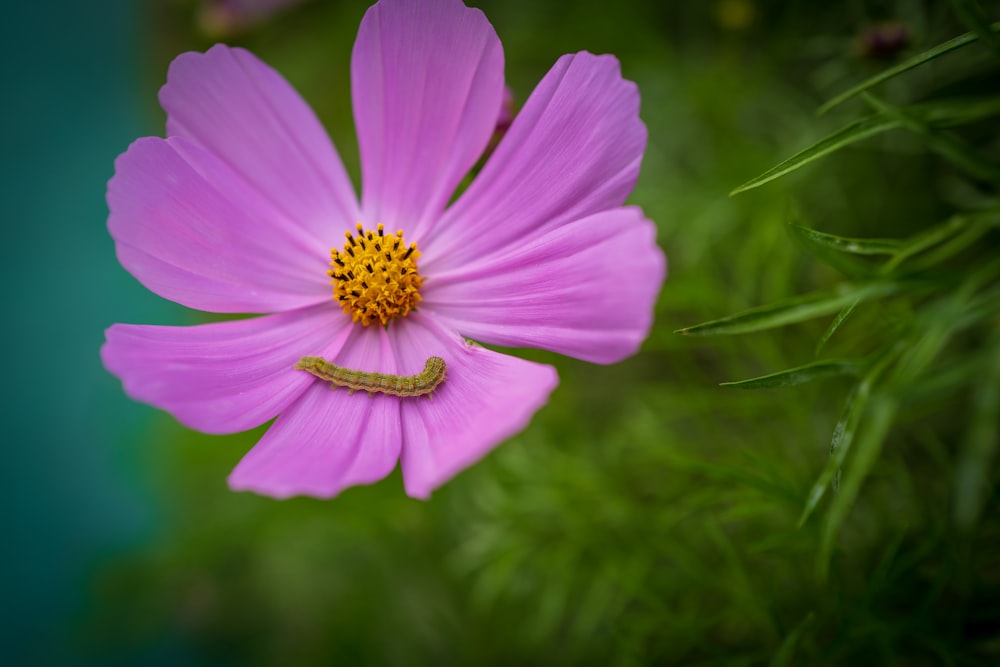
top-left (4, 0), bottom-right (999, 664)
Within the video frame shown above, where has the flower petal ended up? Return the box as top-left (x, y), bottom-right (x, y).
top-left (390, 313), bottom-right (559, 499)
top-left (101, 303), bottom-right (351, 434)
top-left (160, 44), bottom-right (359, 244)
top-left (108, 136), bottom-right (333, 313)
top-left (423, 52), bottom-right (647, 272)
top-left (424, 207), bottom-right (666, 364)
top-left (352, 0), bottom-right (504, 232)
top-left (227, 325), bottom-right (403, 499)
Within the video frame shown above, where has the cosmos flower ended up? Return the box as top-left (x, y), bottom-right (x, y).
top-left (102, 0), bottom-right (666, 499)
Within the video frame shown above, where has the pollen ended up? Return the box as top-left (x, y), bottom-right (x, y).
top-left (329, 223), bottom-right (424, 327)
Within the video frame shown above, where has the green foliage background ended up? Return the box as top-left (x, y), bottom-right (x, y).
top-left (7, 0), bottom-right (999, 665)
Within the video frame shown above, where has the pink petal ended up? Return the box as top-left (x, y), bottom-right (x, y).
top-left (108, 136), bottom-right (333, 313)
top-left (161, 44), bottom-right (359, 245)
top-left (422, 52), bottom-right (647, 272)
top-left (227, 324), bottom-right (403, 499)
top-left (390, 313), bottom-right (559, 499)
top-left (424, 207), bottom-right (665, 364)
top-left (351, 0), bottom-right (504, 233)
top-left (101, 303), bottom-right (351, 435)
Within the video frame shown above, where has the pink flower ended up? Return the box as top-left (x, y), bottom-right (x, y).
top-left (101, 0), bottom-right (666, 499)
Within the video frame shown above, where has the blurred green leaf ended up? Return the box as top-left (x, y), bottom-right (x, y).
top-left (770, 613), bottom-right (815, 667)
top-left (953, 328), bottom-right (1000, 531)
top-left (904, 211), bottom-right (1000, 271)
top-left (880, 208), bottom-right (1000, 273)
top-left (819, 394), bottom-right (898, 580)
top-left (660, 453), bottom-right (802, 506)
top-left (800, 346), bottom-right (902, 527)
top-left (676, 282), bottom-right (899, 336)
top-left (815, 301), bottom-right (859, 356)
top-left (818, 23), bottom-right (1000, 114)
top-left (791, 237), bottom-right (876, 279)
top-left (950, 0), bottom-right (1000, 57)
top-left (729, 115), bottom-right (897, 195)
top-left (789, 223), bottom-right (893, 278)
top-left (789, 224), bottom-right (901, 256)
top-left (863, 93), bottom-right (1000, 183)
top-left (957, 283), bottom-right (1000, 329)
top-left (799, 387), bottom-right (865, 527)
top-left (721, 359), bottom-right (862, 389)
top-left (917, 96), bottom-right (1000, 127)
top-left (899, 348), bottom-right (990, 406)
top-left (892, 259), bottom-right (999, 385)
top-left (808, 266), bottom-right (997, 569)
top-left (734, 97), bottom-right (1000, 195)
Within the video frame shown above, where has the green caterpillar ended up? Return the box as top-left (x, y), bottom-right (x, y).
top-left (295, 355), bottom-right (446, 397)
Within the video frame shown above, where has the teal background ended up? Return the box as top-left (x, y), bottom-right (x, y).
top-left (1, 1), bottom-right (175, 663)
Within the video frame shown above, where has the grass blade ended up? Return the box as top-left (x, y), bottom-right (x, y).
top-left (818, 23), bottom-right (1000, 114)
top-left (732, 96), bottom-right (1000, 196)
top-left (863, 93), bottom-right (1000, 182)
top-left (721, 359), bottom-right (862, 389)
top-left (729, 115), bottom-right (898, 195)
top-left (770, 613), bottom-right (815, 667)
top-left (799, 382), bottom-right (869, 528)
top-left (676, 282), bottom-right (898, 336)
top-left (789, 224), bottom-right (900, 256)
top-left (905, 209), bottom-right (1000, 271)
top-left (953, 328), bottom-right (1000, 531)
top-left (879, 208), bottom-right (1000, 274)
top-left (818, 395), bottom-right (898, 580)
top-left (799, 345), bottom-right (901, 528)
top-left (915, 95), bottom-right (1000, 127)
top-left (815, 301), bottom-right (859, 356)
top-left (950, 0), bottom-right (1000, 57)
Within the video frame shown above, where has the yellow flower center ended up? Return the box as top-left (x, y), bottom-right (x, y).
top-left (329, 223), bottom-right (424, 327)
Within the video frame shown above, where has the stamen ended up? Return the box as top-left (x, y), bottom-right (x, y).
top-left (328, 223), bottom-right (424, 327)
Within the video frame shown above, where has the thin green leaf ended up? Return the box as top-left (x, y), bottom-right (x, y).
top-left (878, 207), bottom-right (1000, 275)
top-left (891, 259), bottom-right (996, 385)
top-left (818, 23), bottom-right (1000, 114)
top-left (770, 613), bottom-right (815, 667)
top-left (950, 0), bottom-right (1000, 57)
top-left (818, 394), bottom-right (898, 580)
top-left (905, 209), bottom-right (1000, 271)
top-left (815, 301), bottom-right (859, 357)
top-left (729, 115), bottom-right (898, 195)
top-left (900, 348), bottom-right (990, 406)
top-left (799, 346), bottom-right (901, 527)
top-left (953, 327), bottom-right (1000, 531)
top-left (879, 214), bottom-right (968, 273)
top-left (660, 454), bottom-right (801, 505)
top-left (721, 359), bottom-right (862, 389)
top-left (957, 283), bottom-right (1000, 330)
top-left (789, 224), bottom-right (901, 256)
top-left (863, 93), bottom-right (1000, 182)
top-left (676, 282), bottom-right (898, 336)
top-left (732, 97), bottom-right (1000, 195)
top-left (799, 385), bottom-right (867, 528)
top-left (915, 95), bottom-right (1000, 127)
top-left (788, 224), bottom-right (899, 280)
top-left (704, 516), bottom-right (778, 637)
